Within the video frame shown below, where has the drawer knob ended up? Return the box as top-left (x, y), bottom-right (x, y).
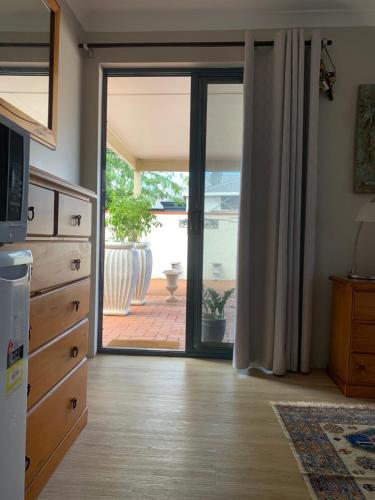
top-left (71, 346), bottom-right (79, 358)
top-left (71, 397), bottom-right (78, 410)
top-left (72, 300), bottom-right (80, 312)
top-left (25, 456), bottom-right (31, 471)
top-left (72, 258), bottom-right (81, 271)
top-left (27, 206), bottom-right (35, 222)
top-left (72, 214), bottom-right (82, 227)
top-left (27, 384), bottom-right (31, 397)
top-left (29, 324), bottom-right (32, 340)
top-left (358, 364), bottom-right (366, 371)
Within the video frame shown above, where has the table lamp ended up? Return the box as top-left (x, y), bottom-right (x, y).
top-left (348, 197), bottom-right (375, 280)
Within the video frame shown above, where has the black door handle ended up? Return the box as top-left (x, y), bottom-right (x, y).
top-left (188, 210), bottom-right (203, 234)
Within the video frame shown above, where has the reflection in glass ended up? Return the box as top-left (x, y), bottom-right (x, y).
top-left (201, 83), bottom-right (243, 345)
top-left (0, 0), bottom-right (51, 126)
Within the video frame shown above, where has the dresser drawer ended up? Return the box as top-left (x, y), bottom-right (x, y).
top-left (352, 323), bottom-right (375, 353)
top-left (29, 278), bottom-right (90, 352)
top-left (1, 241), bottom-right (91, 293)
top-left (353, 290), bottom-right (375, 321)
top-left (350, 353), bottom-right (375, 385)
top-left (57, 193), bottom-right (92, 237)
top-left (28, 320), bottom-right (88, 409)
top-left (12, 241), bottom-right (91, 293)
top-left (25, 360), bottom-right (87, 488)
top-left (27, 184), bottom-right (55, 236)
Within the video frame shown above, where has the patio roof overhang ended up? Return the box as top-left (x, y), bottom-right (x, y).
top-left (106, 75), bottom-right (243, 186)
top-left (107, 127), bottom-right (189, 173)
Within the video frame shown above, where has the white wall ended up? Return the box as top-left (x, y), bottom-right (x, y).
top-left (29, 0), bottom-right (84, 184)
top-left (312, 27), bottom-right (375, 368)
top-left (148, 213), bottom-right (188, 279)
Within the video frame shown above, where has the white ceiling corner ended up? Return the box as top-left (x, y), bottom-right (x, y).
top-left (65, 0), bottom-right (375, 31)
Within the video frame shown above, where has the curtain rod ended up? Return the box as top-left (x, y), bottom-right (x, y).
top-left (79, 40), bottom-right (332, 50)
top-left (0, 43), bottom-right (49, 48)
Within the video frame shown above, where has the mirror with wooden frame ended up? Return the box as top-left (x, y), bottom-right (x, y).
top-left (0, 0), bottom-right (60, 149)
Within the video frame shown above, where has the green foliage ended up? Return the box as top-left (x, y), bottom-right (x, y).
top-left (202, 287), bottom-right (235, 320)
top-left (105, 149), bottom-right (133, 208)
top-left (107, 195), bottom-right (161, 242)
top-left (105, 148), bottom-right (188, 208)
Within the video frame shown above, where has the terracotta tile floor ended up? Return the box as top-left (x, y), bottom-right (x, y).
top-left (102, 279), bottom-right (236, 351)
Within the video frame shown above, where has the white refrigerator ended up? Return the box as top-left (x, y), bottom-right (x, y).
top-left (0, 250), bottom-right (32, 500)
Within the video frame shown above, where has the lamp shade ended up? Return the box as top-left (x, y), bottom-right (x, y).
top-left (356, 198), bottom-right (375, 223)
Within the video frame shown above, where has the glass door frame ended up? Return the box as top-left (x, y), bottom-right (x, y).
top-left (186, 70), bottom-right (243, 358)
top-left (98, 67), bottom-right (243, 359)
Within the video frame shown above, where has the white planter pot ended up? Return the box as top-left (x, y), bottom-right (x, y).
top-left (163, 269), bottom-right (181, 302)
top-left (131, 242), bottom-right (152, 306)
top-left (103, 242), bottom-right (138, 316)
top-left (212, 262), bottom-right (223, 280)
top-left (171, 261), bottom-right (182, 273)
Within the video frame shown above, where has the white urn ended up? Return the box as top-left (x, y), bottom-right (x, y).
top-left (103, 242), bottom-right (138, 315)
top-left (163, 269), bottom-right (181, 302)
top-left (131, 242), bottom-right (153, 305)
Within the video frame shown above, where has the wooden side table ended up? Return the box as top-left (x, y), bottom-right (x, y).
top-left (328, 276), bottom-right (375, 398)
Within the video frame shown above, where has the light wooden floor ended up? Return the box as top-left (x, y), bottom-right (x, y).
top-left (40, 355), bottom-right (360, 500)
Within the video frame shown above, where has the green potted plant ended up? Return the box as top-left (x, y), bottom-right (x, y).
top-left (107, 195), bottom-right (160, 243)
top-left (201, 287), bottom-right (235, 342)
top-left (104, 195), bottom-right (160, 315)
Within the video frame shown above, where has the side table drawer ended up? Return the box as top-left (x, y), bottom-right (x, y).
top-left (350, 353), bottom-right (375, 385)
top-left (352, 323), bottom-right (375, 353)
top-left (353, 290), bottom-right (375, 322)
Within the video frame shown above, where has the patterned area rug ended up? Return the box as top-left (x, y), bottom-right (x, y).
top-left (272, 402), bottom-right (375, 499)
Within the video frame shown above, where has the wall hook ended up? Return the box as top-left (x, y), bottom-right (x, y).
top-left (320, 43), bottom-right (336, 101)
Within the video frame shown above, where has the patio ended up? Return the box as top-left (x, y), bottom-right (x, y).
top-left (102, 279), bottom-right (236, 351)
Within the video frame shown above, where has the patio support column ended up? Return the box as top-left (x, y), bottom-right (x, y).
top-left (134, 170), bottom-right (141, 196)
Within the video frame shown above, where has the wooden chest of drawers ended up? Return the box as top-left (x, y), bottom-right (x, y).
top-left (328, 276), bottom-right (375, 398)
top-left (7, 166), bottom-right (96, 499)
top-left (25, 361), bottom-right (88, 490)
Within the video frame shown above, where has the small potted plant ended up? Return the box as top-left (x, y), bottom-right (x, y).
top-left (104, 195), bottom-right (160, 315)
top-left (201, 287), bottom-right (235, 342)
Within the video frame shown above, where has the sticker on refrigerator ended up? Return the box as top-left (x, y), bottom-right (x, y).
top-left (6, 339), bottom-right (24, 395)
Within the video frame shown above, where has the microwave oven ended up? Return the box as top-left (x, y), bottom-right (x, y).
top-left (0, 114), bottom-right (30, 243)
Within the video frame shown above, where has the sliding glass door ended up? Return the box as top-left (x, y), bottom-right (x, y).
top-left (99, 69), bottom-right (243, 358)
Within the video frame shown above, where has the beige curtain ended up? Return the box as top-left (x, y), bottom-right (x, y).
top-left (234, 29), bottom-right (321, 375)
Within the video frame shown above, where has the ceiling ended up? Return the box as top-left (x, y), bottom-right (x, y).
top-left (107, 77), bottom-right (243, 166)
top-left (66, 0), bottom-right (375, 31)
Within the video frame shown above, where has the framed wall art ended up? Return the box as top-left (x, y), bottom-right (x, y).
top-left (354, 84), bottom-right (375, 193)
